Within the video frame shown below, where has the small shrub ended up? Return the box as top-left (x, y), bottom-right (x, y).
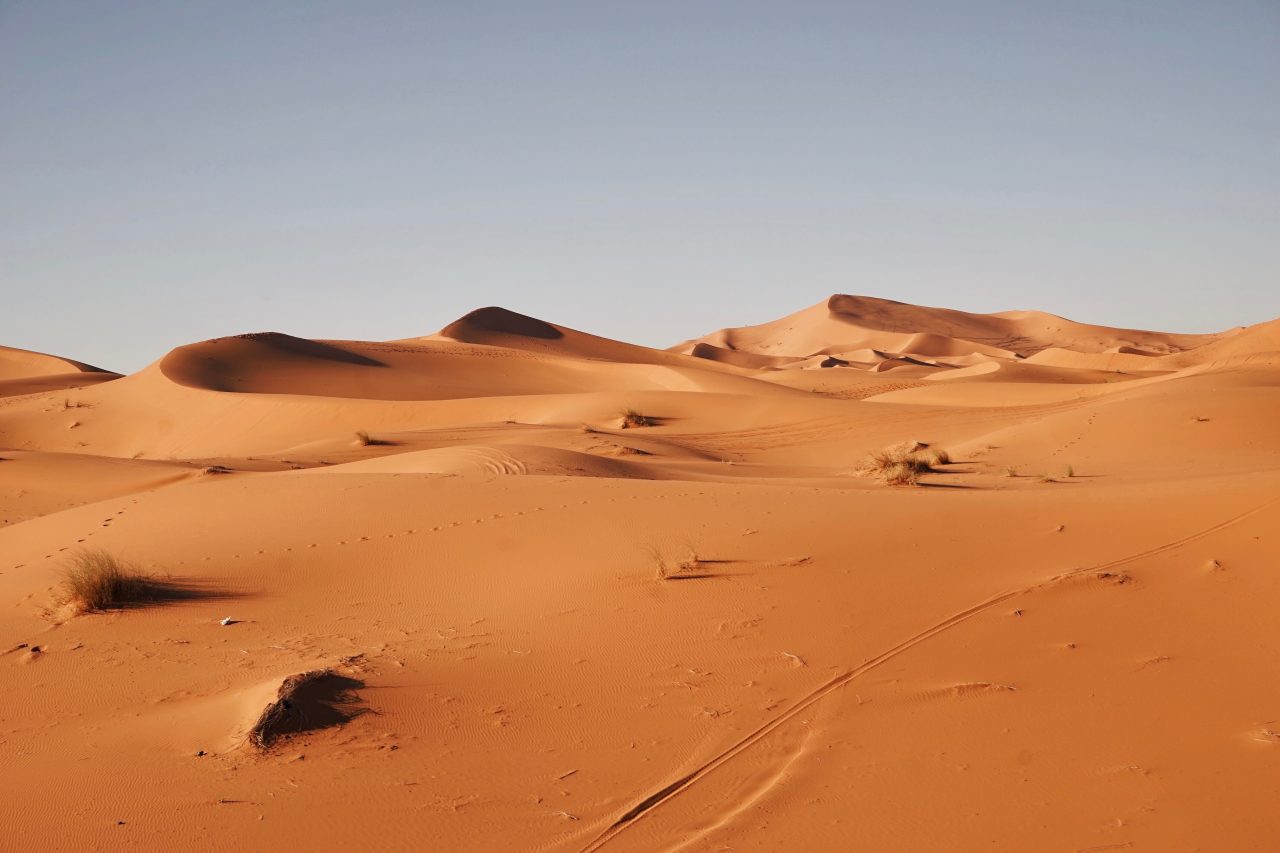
top-left (353, 430), bottom-right (391, 447)
top-left (925, 447), bottom-right (951, 466)
top-left (61, 550), bottom-right (157, 612)
top-left (1003, 466), bottom-right (1018, 478)
top-left (861, 442), bottom-right (934, 486)
top-left (620, 408), bottom-right (654, 429)
top-left (882, 460), bottom-right (921, 486)
top-left (1064, 464), bottom-right (1075, 478)
top-left (647, 544), bottom-right (671, 579)
top-left (680, 542), bottom-right (701, 571)
top-left (648, 543), bottom-right (703, 580)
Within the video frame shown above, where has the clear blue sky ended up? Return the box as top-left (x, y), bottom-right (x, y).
top-left (3, 1), bottom-right (1277, 372)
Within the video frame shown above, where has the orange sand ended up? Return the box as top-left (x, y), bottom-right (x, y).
top-left (2, 296), bottom-right (1278, 851)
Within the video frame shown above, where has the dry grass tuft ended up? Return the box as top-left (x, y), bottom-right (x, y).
top-left (881, 460), bottom-right (923, 486)
top-left (620, 408), bottom-right (654, 428)
top-left (648, 544), bottom-right (707, 580)
top-left (861, 442), bottom-right (936, 486)
top-left (925, 446), bottom-right (951, 466)
top-left (61, 550), bottom-right (161, 612)
top-left (353, 430), bottom-right (392, 447)
top-left (1003, 466), bottom-right (1018, 478)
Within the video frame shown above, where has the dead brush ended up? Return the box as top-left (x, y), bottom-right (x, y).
top-left (620, 408), bottom-right (654, 429)
top-left (353, 430), bottom-right (392, 447)
top-left (924, 446), bottom-right (951, 466)
top-left (861, 442), bottom-right (938, 486)
top-left (648, 544), bottom-right (704, 580)
top-left (61, 550), bottom-right (161, 612)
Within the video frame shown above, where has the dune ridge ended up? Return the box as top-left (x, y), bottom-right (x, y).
top-left (0, 344), bottom-right (120, 397)
top-left (2, 296), bottom-right (1277, 852)
top-left (673, 294), bottom-right (1228, 367)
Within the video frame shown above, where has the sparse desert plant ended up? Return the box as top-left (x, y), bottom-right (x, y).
top-left (354, 430), bottom-right (372, 446)
top-left (882, 460), bottom-right (922, 486)
top-left (1003, 466), bottom-right (1018, 478)
top-left (646, 544), bottom-right (671, 579)
top-left (861, 442), bottom-right (935, 486)
top-left (648, 543), bottom-right (704, 580)
top-left (925, 447), bottom-right (951, 466)
top-left (680, 541), bottom-right (701, 570)
top-left (620, 408), bottom-right (654, 428)
top-left (1064, 464), bottom-right (1075, 478)
top-left (61, 550), bottom-right (158, 612)
top-left (1038, 474), bottom-right (1056, 484)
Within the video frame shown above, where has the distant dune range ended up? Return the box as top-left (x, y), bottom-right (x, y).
top-left (3, 295), bottom-right (1278, 851)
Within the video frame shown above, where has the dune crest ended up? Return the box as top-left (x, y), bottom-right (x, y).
top-left (3, 295), bottom-right (1278, 852)
top-left (674, 294), bottom-right (1226, 367)
top-left (0, 344), bottom-right (120, 397)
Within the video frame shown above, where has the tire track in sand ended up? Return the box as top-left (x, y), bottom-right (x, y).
top-left (578, 496), bottom-right (1280, 851)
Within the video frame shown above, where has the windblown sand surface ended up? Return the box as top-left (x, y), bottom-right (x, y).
top-left (3, 295), bottom-right (1278, 851)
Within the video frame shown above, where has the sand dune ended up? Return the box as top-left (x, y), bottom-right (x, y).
top-left (676, 294), bottom-right (1226, 362)
top-left (0, 343), bottom-right (111, 379)
top-left (431, 306), bottom-right (749, 373)
top-left (0, 344), bottom-right (120, 397)
top-left (3, 296), bottom-right (1278, 851)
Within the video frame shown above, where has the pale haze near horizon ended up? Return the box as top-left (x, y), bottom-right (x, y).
top-left (2, 1), bottom-right (1277, 373)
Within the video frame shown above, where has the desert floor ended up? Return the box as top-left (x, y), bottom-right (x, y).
top-left (3, 296), bottom-right (1278, 852)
